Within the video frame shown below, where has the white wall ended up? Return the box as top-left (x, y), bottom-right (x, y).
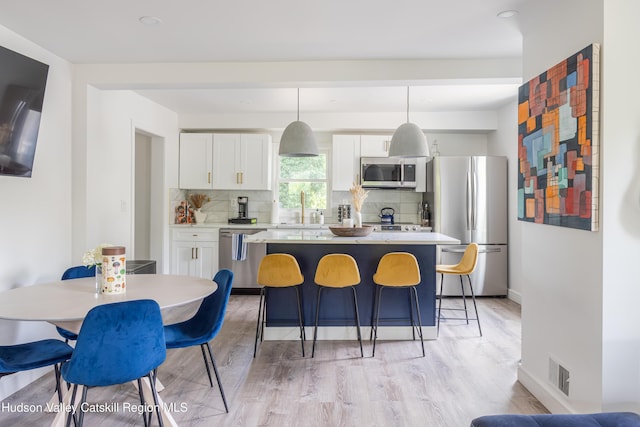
top-left (0, 26), bottom-right (73, 400)
top-left (601, 1), bottom-right (640, 412)
top-left (82, 88), bottom-right (179, 272)
top-left (516, 0), bottom-right (609, 413)
top-left (488, 101), bottom-right (519, 301)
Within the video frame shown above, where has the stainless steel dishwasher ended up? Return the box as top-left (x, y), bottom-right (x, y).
top-left (219, 228), bottom-right (266, 291)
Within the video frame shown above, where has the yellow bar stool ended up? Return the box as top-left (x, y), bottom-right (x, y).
top-left (254, 253), bottom-right (306, 357)
top-left (436, 243), bottom-right (482, 336)
top-left (372, 252), bottom-right (425, 357)
top-left (312, 254), bottom-right (363, 358)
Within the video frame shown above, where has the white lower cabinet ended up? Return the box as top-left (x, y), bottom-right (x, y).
top-left (171, 228), bottom-right (219, 279)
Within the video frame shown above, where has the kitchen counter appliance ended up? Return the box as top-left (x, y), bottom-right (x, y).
top-left (228, 196), bottom-right (257, 224)
top-left (219, 228), bottom-right (266, 293)
top-left (360, 157), bottom-right (417, 189)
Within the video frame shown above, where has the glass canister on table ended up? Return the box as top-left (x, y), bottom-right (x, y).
top-left (101, 246), bottom-right (126, 294)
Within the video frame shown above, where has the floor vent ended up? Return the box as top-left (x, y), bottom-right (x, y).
top-left (549, 357), bottom-right (570, 396)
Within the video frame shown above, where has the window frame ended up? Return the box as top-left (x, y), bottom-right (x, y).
top-left (276, 148), bottom-right (330, 214)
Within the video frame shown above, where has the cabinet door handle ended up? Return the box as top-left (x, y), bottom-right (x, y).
top-left (240, 172), bottom-right (243, 184)
top-left (195, 247), bottom-right (199, 259)
top-left (208, 172), bottom-right (211, 184)
top-left (191, 247), bottom-right (195, 259)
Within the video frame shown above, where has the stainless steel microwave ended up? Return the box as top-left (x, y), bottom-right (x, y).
top-left (360, 157), bottom-right (417, 188)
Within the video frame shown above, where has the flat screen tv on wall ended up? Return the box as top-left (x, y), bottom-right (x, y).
top-left (0, 45), bottom-right (49, 178)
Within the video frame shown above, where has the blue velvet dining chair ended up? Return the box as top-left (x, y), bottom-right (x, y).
top-left (61, 299), bottom-right (166, 427)
top-left (0, 339), bottom-right (73, 403)
top-left (57, 265), bottom-right (96, 343)
top-left (163, 269), bottom-right (234, 413)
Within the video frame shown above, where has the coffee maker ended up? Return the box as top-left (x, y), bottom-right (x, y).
top-left (228, 196), bottom-right (257, 224)
top-left (238, 196), bottom-right (248, 218)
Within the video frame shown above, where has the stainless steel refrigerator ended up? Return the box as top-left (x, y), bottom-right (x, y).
top-left (428, 156), bottom-right (508, 296)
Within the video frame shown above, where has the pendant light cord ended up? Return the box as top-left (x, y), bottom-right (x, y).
top-left (406, 86), bottom-right (410, 123)
top-left (297, 88), bottom-right (300, 121)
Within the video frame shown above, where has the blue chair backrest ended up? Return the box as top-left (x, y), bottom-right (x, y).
top-left (62, 299), bottom-right (166, 387)
top-left (183, 269), bottom-right (234, 341)
top-left (61, 265), bottom-right (96, 280)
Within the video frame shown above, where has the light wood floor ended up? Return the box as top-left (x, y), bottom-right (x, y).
top-left (1, 295), bottom-right (548, 426)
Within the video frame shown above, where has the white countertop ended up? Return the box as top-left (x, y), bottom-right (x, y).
top-left (243, 230), bottom-right (460, 245)
top-left (170, 223), bottom-right (328, 230)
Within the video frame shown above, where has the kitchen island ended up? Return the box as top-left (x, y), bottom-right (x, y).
top-left (244, 230), bottom-right (460, 341)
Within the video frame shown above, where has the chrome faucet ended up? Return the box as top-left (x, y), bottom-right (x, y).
top-left (301, 191), bottom-right (305, 224)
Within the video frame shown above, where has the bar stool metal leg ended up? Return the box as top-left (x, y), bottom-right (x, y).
top-left (254, 287), bottom-right (266, 357)
top-left (410, 286), bottom-right (425, 357)
top-left (294, 285), bottom-right (306, 357)
top-left (312, 287), bottom-right (323, 358)
top-left (350, 286), bottom-right (364, 358)
top-left (467, 274), bottom-right (482, 336)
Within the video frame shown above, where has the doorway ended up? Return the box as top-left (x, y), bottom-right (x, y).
top-left (134, 130), bottom-right (164, 270)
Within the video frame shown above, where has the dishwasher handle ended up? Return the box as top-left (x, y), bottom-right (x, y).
top-left (220, 228), bottom-right (267, 237)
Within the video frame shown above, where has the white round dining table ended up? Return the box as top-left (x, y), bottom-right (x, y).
top-left (0, 273), bottom-right (217, 427)
top-left (0, 273), bottom-right (217, 333)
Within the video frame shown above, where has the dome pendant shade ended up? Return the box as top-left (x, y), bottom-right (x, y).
top-left (389, 122), bottom-right (430, 158)
top-left (279, 120), bottom-right (319, 157)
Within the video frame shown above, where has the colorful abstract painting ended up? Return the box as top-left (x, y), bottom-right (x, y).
top-left (517, 44), bottom-right (600, 231)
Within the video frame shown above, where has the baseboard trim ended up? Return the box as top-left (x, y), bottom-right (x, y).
top-left (263, 326), bottom-right (438, 341)
top-left (517, 364), bottom-right (573, 414)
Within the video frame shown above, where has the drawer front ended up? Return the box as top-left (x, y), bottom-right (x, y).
top-left (172, 229), bottom-right (218, 241)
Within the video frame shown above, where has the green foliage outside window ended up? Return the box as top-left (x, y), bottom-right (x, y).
top-left (279, 154), bottom-right (327, 210)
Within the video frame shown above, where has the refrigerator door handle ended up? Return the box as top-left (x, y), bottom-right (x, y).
top-left (466, 171), bottom-right (472, 230)
top-left (472, 170), bottom-right (478, 230)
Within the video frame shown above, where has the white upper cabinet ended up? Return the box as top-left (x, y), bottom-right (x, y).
top-left (179, 133), bottom-right (214, 189)
top-left (212, 133), bottom-right (272, 190)
top-left (360, 135), bottom-right (392, 157)
top-left (332, 135), bottom-right (361, 191)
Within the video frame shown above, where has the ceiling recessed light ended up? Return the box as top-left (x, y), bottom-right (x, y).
top-left (496, 10), bottom-right (518, 19)
top-left (139, 16), bottom-right (163, 25)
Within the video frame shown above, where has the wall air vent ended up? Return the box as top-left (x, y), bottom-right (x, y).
top-left (549, 356), bottom-right (570, 396)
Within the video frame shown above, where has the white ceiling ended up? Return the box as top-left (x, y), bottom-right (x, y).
top-left (0, 0), bottom-right (527, 115)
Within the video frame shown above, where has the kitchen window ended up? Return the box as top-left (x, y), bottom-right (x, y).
top-left (278, 151), bottom-right (328, 210)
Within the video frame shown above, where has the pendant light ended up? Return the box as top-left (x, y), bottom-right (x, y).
top-left (278, 88), bottom-right (318, 157)
top-left (389, 86), bottom-right (430, 159)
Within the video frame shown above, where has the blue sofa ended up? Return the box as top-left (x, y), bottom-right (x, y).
top-left (470, 412), bottom-right (640, 427)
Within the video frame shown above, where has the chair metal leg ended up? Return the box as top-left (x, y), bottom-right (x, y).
top-left (137, 378), bottom-right (150, 427)
top-left (411, 286), bottom-right (425, 357)
top-left (437, 274), bottom-right (444, 337)
top-left (294, 285), bottom-right (306, 357)
top-left (205, 342), bottom-right (229, 413)
top-left (54, 364), bottom-right (64, 404)
top-left (65, 384), bottom-right (79, 427)
top-left (200, 344), bottom-right (214, 387)
top-left (147, 372), bottom-right (164, 427)
top-left (459, 275), bottom-right (469, 324)
top-left (467, 274), bottom-right (483, 336)
top-left (253, 287), bottom-right (266, 357)
top-left (351, 286), bottom-right (363, 358)
top-left (372, 285), bottom-right (384, 357)
top-left (312, 287), bottom-right (323, 358)
top-left (77, 385), bottom-right (88, 427)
